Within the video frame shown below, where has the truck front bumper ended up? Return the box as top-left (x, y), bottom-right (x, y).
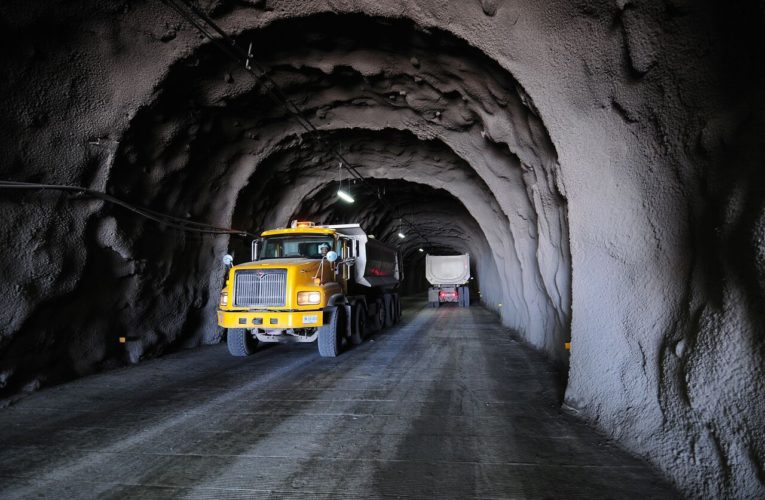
top-left (217, 309), bottom-right (325, 329)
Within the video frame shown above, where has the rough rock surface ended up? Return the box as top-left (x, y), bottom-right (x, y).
top-left (0, 0), bottom-right (763, 497)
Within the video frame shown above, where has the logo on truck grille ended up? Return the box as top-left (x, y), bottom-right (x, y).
top-left (256, 271), bottom-right (267, 279)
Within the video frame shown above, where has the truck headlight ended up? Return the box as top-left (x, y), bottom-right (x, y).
top-left (297, 291), bottom-right (321, 305)
top-left (219, 291), bottom-right (229, 307)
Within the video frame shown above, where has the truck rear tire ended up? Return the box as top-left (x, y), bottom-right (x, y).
top-left (370, 299), bottom-right (385, 331)
top-left (383, 294), bottom-right (395, 328)
top-left (461, 286), bottom-right (470, 307)
top-left (350, 303), bottom-right (367, 345)
top-left (318, 307), bottom-right (342, 357)
top-left (393, 294), bottom-right (401, 323)
top-left (227, 329), bottom-right (258, 357)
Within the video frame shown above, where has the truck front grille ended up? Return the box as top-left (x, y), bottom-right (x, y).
top-left (234, 269), bottom-right (287, 307)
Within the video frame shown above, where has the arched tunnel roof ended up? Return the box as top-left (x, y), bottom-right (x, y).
top-left (106, 12), bottom-right (571, 364)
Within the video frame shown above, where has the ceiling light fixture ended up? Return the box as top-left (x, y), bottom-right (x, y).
top-left (337, 189), bottom-right (355, 203)
top-left (398, 232), bottom-right (406, 239)
top-left (336, 162), bottom-right (354, 203)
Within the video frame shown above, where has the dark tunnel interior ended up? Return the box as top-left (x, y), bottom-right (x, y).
top-left (1, 1), bottom-right (764, 498)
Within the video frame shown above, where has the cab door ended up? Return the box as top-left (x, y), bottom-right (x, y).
top-left (337, 238), bottom-right (354, 291)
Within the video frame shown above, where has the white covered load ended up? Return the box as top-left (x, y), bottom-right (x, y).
top-left (426, 254), bottom-right (471, 307)
top-left (425, 254), bottom-right (470, 286)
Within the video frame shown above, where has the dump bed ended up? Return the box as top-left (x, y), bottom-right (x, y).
top-left (425, 254), bottom-right (470, 286)
top-left (329, 224), bottom-right (400, 288)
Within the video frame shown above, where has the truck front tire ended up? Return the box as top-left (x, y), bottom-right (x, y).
top-left (318, 307), bottom-right (342, 357)
top-left (227, 329), bottom-right (258, 357)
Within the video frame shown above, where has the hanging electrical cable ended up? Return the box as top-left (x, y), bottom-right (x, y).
top-left (159, 0), bottom-right (433, 248)
top-left (0, 180), bottom-right (258, 238)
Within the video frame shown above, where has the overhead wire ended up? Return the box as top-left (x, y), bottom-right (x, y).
top-left (164, 0), bottom-right (366, 179)
top-left (0, 180), bottom-right (258, 238)
top-left (161, 0), bottom-right (433, 247)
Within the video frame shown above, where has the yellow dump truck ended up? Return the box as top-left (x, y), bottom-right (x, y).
top-left (217, 221), bottom-right (401, 357)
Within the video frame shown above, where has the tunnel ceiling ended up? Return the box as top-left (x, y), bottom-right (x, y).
top-left (230, 129), bottom-right (500, 256)
top-left (2, 1), bottom-right (764, 498)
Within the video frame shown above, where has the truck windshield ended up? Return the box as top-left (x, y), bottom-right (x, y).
top-left (259, 235), bottom-right (336, 260)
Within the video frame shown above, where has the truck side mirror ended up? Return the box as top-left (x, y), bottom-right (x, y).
top-left (326, 251), bottom-right (338, 262)
top-left (222, 254), bottom-right (234, 267)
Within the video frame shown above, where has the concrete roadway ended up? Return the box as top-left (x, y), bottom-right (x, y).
top-left (0, 301), bottom-right (678, 499)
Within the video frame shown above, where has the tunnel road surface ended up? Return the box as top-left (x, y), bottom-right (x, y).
top-left (0, 301), bottom-right (677, 499)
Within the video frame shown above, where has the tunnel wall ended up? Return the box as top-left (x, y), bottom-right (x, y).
top-left (1, 1), bottom-right (764, 497)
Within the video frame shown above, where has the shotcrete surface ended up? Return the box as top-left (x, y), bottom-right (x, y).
top-left (0, 302), bottom-right (676, 499)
